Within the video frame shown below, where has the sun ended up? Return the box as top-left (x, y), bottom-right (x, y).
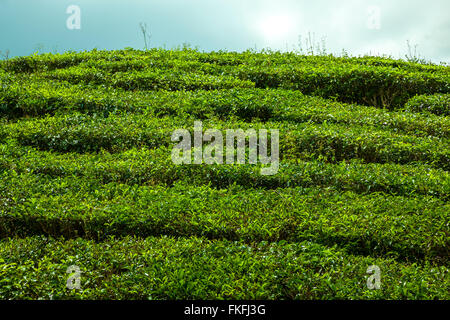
top-left (258, 14), bottom-right (296, 41)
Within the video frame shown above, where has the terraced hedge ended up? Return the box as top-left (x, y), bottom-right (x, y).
top-left (405, 93), bottom-right (450, 116)
top-left (1, 142), bottom-right (448, 199)
top-left (2, 82), bottom-right (449, 138)
top-left (0, 49), bottom-right (448, 300)
top-left (3, 48), bottom-right (449, 109)
top-left (1, 237), bottom-right (448, 300)
top-left (231, 64), bottom-right (450, 109)
top-left (4, 114), bottom-right (448, 169)
top-left (0, 172), bottom-right (448, 263)
top-left (44, 67), bottom-right (256, 91)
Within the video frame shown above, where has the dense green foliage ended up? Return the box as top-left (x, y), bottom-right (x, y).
top-left (0, 48), bottom-right (449, 300)
top-left (1, 236), bottom-right (448, 299)
top-left (405, 93), bottom-right (450, 116)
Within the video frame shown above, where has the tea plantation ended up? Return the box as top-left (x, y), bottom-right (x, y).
top-left (0, 48), bottom-right (448, 299)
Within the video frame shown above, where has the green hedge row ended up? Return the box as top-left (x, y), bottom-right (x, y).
top-left (230, 63), bottom-right (450, 109)
top-left (41, 57), bottom-right (449, 109)
top-left (0, 171), bottom-right (448, 262)
top-left (165, 89), bottom-right (449, 138)
top-left (78, 57), bottom-right (226, 75)
top-left (0, 50), bottom-right (141, 73)
top-left (7, 114), bottom-right (179, 153)
top-left (282, 122), bottom-right (449, 169)
top-left (343, 55), bottom-right (448, 74)
top-left (2, 78), bottom-right (449, 139)
top-left (1, 236), bottom-right (448, 299)
top-left (3, 49), bottom-right (448, 110)
top-left (6, 114), bottom-right (449, 169)
top-left (5, 48), bottom-right (447, 75)
top-left (0, 74), bottom-right (143, 118)
top-left (405, 93), bottom-right (450, 116)
top-left (43, 66), bottom-right (255, 91)
top-left (2, 143), bottom-right (448, 199)
top-left (0, 48), bottom-right (216, 74)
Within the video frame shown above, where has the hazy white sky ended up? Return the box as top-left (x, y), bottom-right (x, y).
top-left (0, 0), bottom-right (449, 62)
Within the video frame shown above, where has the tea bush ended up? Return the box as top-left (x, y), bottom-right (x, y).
top-left (0, 49), bottom-right (448, 300)
top-left (1, 236), bottom-right (448, 299)
top-left (405, 93), bottom-right (450, 116)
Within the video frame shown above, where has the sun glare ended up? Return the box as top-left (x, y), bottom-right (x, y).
top-left (259, 14), bottom-right (296, 41)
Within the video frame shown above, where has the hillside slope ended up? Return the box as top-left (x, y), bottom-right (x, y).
top-left (0, 49), bottom-right (449, 299)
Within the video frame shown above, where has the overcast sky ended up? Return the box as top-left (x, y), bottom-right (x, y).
top-left (0, 0), bottom-right (449, 63)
